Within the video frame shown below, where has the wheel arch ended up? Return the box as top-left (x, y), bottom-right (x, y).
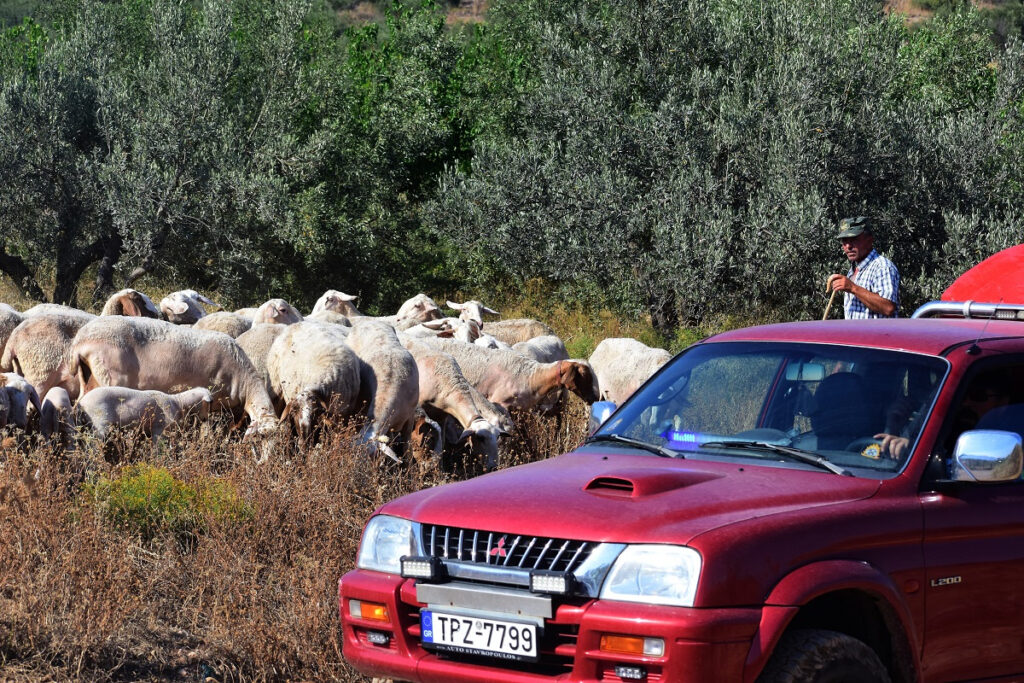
top-left (743, 560), bottom-right (919, 683)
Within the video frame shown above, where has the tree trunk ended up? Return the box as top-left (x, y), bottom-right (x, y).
top-left (92, 233), bottom-right (123, 305)
top-left (0, 248), bottom-right (47, 302)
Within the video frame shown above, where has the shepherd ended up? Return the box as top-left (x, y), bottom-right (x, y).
top-left (827, 216), bottom-right (900, 319)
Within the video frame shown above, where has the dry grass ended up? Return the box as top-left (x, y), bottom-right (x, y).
top-left (0, 400), bottom-right (591, 682)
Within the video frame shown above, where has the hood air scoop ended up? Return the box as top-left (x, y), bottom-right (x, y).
top-left (584, 468), bottom-right (724, 498)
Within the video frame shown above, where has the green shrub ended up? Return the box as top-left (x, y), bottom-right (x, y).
top-left (83, 464), bottom-right (251, 544)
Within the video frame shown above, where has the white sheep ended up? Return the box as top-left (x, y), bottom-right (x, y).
top-left (160, 289), bottom-right (219, 324)
top-left (446, 299), bottom-right (500, 326)
top-left (252, 298), bottom-right (304, 325)
top-left (193, 311), bottom-right (253, 338)
top-left (306, 309), bottom-right (352, 326)
top-left (234, 307), bottom-right (259, 320)
top-left (0, 306), bottom-right (24, 359)
top-left (1, 372), bottom-right (41, 431)
top-left (1, 312), bottom-right (96, 401)
top-left (100, 289), bottom-right (161, 318)
top-left (265, 321), bottom-right (361, 439)
top-left (394, 293), bottom-right (444, 325)
top-left (481, 318), bottom-right (555, 346)
top-left (69, 316), bottom-right (279, 436)
top-left (74, 386), bottom-right (213, 443)
top-left (588, 337), bottom-right (672, 405)
top-left (512, 335), bottom-right (569, 364)
top-left (311, 290), bottom-right (362, 318)
top-left (236, 323), bottom-right (287, 412)
top-left (400, 337), bottom-right (512, 470)
top-left (21, 303), bottom-right (96, 318)
top-left (346, 319), bottom-right (420, 460)
top-left (422, 338), bottom-right (600, 412)
top-left (39, 386), bottom-right (74, 448)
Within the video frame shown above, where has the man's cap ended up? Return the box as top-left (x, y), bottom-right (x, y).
top-left (837, 216), bottom-right (871, 238)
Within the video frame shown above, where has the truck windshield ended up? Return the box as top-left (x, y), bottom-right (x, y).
top-left (593, 341), bottom-right (947, 474)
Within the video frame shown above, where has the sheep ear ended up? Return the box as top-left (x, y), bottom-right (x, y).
top-left (422, 319), bottom-right (448, 330)
top-left (437, 329), bottom-right (455, 338)
top-left (446, 300), bottom-right (464, 310)
top-left (120, 295), bottom-right (141, 317)
top-left (196, 294), bottom-right (218, 306)
top-left (340, 293), bottom-right (358, 302)
top-left (483, 306), bottom-right (500, 316)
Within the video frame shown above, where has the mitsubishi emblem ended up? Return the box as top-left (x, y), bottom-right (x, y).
top-left (489, 536), bottom-right (508, 558)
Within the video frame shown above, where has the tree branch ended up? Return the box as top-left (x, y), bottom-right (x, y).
top-left (0, 247), bottom-right (47, 302)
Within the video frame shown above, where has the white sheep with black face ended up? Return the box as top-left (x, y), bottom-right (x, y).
top-left (588, 337), bottom-right (671, 406)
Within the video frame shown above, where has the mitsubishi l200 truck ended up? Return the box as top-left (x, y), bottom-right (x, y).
top-left (339, 300), bottom-right (1024, 683)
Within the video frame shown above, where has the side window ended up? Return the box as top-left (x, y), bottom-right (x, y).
top-left (940, 363), bottom-right (1024, 458)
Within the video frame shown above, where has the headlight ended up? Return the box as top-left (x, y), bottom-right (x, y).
top-left (356, 515), bottom-right (422, 574)
top-left (600, 545), bottom-right (701, 607)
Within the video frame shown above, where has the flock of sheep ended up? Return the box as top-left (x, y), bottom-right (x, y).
top-left (0, 287), bottom-right (672, 468)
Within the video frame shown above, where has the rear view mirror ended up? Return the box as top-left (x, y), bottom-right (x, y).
top-left (589, 401), bottom-right (617, 434)
top-left (785, 362), bottom-right (825, 382)
top-left (952, 430), bottom-right (1023, 482)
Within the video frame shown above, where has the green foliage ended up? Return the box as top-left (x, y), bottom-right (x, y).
top-left (83, 463), bottom-right (251, 544)
top-left (425, 0), bottom-right (1024, 329)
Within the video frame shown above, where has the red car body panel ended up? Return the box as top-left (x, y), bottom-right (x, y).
top-left (340, 314), bottom-right (1024, 682)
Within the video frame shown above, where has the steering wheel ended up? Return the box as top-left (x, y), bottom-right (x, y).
top-left (845, 437), bottom-right (885, 459)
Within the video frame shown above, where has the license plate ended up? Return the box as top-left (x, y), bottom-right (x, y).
top-left (421, 610), bottom-right (538, 661)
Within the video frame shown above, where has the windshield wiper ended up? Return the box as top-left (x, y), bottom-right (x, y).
top-left (700, 440), bottom-right (852, 476)
top-left (585, 434), bottom-right (683, 459)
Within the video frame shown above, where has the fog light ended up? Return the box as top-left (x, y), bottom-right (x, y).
top-left (350, 599), bottom-right (389, 623)
top-left (530, 570), bottom-right (573, 594)
top-left (614, 665), bottom-right (647, 680)
top-left (600, 634), bottom-right (664, 657)
top-left (366, 631), bottom-right (390, 646)
top-left (401, 556), bottom-right (443, 580)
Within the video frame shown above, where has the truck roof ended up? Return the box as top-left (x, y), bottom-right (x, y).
top-left (708, 317), bottom-right (1024, 356)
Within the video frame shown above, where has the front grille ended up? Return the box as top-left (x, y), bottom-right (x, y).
top-left (422, 524), bottom-right (594, 573)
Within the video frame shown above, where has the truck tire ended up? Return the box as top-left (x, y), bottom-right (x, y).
top-left (757, 628), bottom-right (891, 683)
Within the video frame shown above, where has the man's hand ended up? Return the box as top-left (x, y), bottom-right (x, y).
top-left (828, 274), bottom-right (854, 293)
top-left (873, 432), bottom-right (910, 460)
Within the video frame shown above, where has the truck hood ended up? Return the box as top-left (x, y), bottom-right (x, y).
top-left (380, 449), bottom-right (882, 545)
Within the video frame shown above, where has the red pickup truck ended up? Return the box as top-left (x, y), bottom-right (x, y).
top-left (339, 300), bottom-right (1024, 683)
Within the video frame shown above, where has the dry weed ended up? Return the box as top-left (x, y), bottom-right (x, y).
top-left (0, 396), bottom-right (590, 681)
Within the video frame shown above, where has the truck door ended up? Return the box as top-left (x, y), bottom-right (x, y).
top-left (920, 354), bottom-right (1024, 681)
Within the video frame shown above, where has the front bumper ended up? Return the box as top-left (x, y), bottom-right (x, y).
top-left (339, 569), bottom-right (762, 682)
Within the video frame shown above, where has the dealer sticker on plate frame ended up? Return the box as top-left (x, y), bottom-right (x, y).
top-left (421, 610), bottom-right (539, 661)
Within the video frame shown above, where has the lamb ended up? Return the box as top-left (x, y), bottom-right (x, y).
top-left (100, 289), bottom-right (161, 318)
top-left (483, 318), bottom-right (556, 346)
top-left (346, 319), bottom-right (420, 459)
top-left (421, 338), bottom-right (600, 412)
top-left (39, 386), bottom-right (74, 447)
top-left (311, 290), bottom-right (362, 318)
top-left (193, 311), bottom-right (253, 338)
top-left (1, 312), bottom-right (96, 401)
top-left (74, 386), bottom-right (213, 443)
top-left (512, 335), bottom-right (570, 364)
top-left (400, 337), bottom-right (512, 469)
top-left (252, 298), bottom-right (304, 325)
top-left (1, 372), bottom-right (41, 431)
top-left (588, 337), bottom-right (672, 405)
top-left (446, 299), bottom-right (500, 326)
top-left (69, 316), bottom-right (279, 435)
top-left (265, 321), bottom-right (361, 438)
top-left (160, 289), bottom-right (219, 324)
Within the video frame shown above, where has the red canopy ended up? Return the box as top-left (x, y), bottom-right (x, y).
top-left (942, 244), bottom-right (1024, 304)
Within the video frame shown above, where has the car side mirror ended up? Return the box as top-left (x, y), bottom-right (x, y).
top-left (588, 401), bottom-right (617, 435)
top-left (951, 430), bottom-right (1024, 482)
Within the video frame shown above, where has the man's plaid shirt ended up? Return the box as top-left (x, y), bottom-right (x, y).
top-left (844, 249), bottom-right (899, 319)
